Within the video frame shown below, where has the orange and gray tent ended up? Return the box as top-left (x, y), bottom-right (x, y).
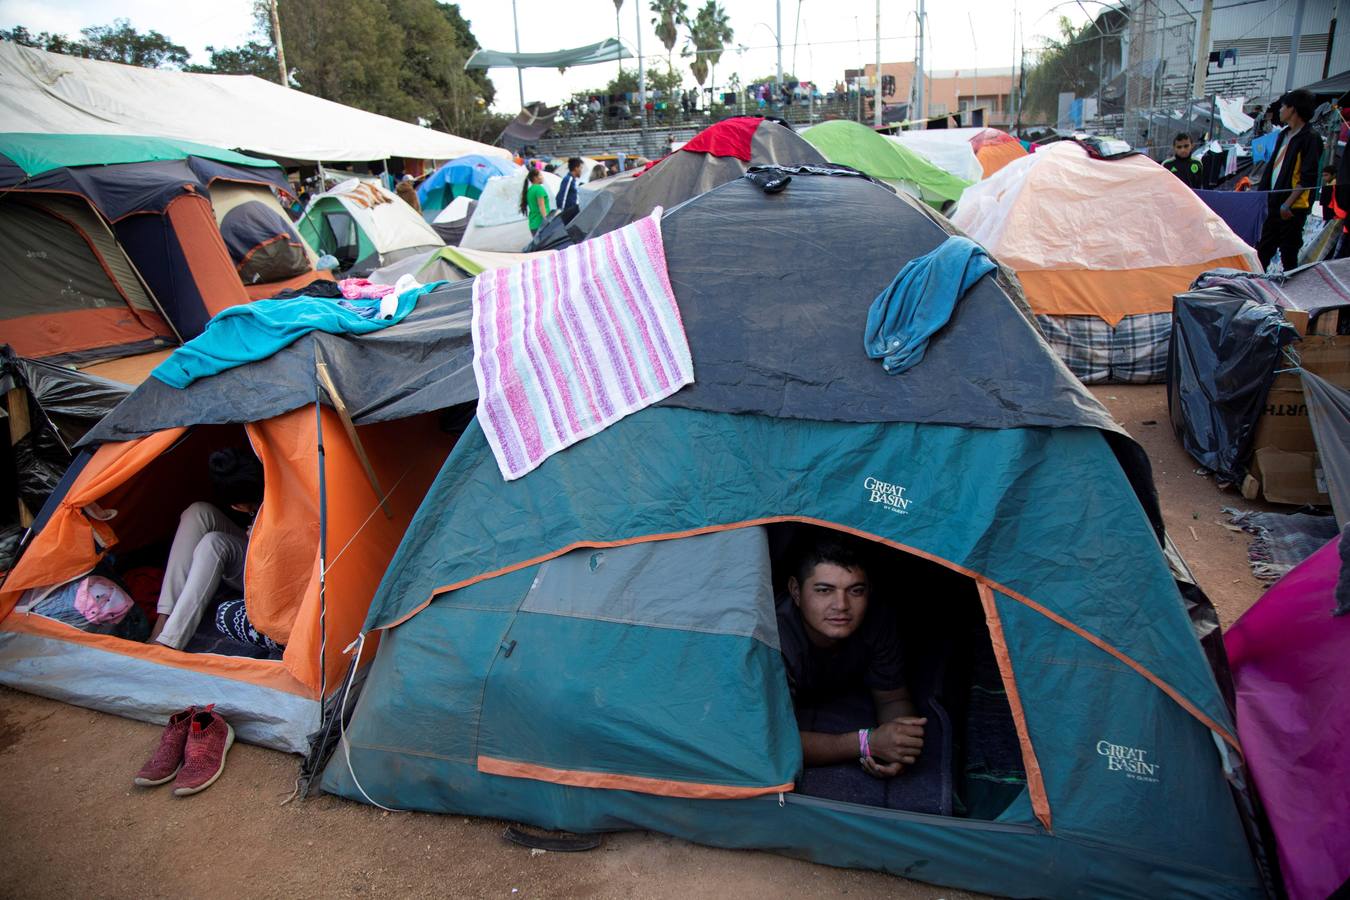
top-left (0, 134), bottom-right (327, 365)
top-left (0, 299), bottom-right (475, 752)
top-left (952, 141), bottom-right (1259, 383)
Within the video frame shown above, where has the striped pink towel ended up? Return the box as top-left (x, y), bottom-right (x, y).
top-left (471, 209), bottom-right (694, 481)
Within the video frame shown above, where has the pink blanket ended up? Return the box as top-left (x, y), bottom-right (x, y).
top-left (471, 210), bottom-right (693, 481)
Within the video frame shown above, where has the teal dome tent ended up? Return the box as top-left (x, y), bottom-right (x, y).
top-left (319, 169), bottom-right (1268, 899)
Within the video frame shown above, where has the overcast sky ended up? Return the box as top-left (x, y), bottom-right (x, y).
top-left (0, 0), bottom-right (1093, 111)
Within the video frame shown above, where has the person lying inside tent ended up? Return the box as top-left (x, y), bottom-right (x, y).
top-left (147, 448), bottom-right (262, 650)
top-left (778, 535), bottom-right (927, 807)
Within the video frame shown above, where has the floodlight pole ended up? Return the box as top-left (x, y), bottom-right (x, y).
top-left (776, 0), bottom-right (784, 107)
top-left (1286, 0), bottom-right (1307, 91)
top-left (874, 0), bottom-right (882, 126)
top-left (512, 0), bottom-right (525, 110)
top-left (915, 0), bottom-right (926, 124)
top-left (637, 1), bottom-right (647, 131)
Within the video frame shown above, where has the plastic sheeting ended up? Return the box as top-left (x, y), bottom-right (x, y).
top-left (0, 42), bottom-right (511, 163)
top-left (466, 38), bottom-right (631, 69)
top-left (1302, 370), bottom-right (1350, 524)
top-left (0, 348), bottom-right (130, 522)
top-left (1166, 288), bottom-right (1298, 482)
top-left (889, 130), bottom-right (985, 184)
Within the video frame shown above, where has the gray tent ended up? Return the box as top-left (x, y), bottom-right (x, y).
top-left (528, 117), bottom-right (827, 250)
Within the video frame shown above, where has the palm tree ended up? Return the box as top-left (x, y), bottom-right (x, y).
top-left (685, 1), bottom-right (733, 107)
top-left (651, 0), bottom-right (687, 71)
top-left (614, 0), bottom-right (625, 76)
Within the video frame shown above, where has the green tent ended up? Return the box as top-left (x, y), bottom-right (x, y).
top-left (320, 170), bottom-right (1267, 899)
top-left (802, 120), bottom-right (971, 207)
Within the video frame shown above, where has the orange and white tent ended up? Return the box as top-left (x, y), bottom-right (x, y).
top-left (952, 142), bottom-right (1259, 381)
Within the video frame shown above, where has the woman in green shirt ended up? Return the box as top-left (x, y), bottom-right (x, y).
top-left (520, 167), bottom-right (552, 233)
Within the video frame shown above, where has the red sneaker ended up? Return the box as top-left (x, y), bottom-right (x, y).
top-left (171, 706), bottom-right (235, 797)
top-left (133, 706), bottom-right (196, 787)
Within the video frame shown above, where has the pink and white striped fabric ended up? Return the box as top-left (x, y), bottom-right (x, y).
top-left (471, 210), bottom-right (694, 481)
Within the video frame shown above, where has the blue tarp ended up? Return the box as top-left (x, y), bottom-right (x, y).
top-left (1196, 189), bottom-right (1268, 247)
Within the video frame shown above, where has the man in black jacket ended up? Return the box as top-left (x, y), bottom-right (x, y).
top-left (1256, 90), bottom-right (1323, 271)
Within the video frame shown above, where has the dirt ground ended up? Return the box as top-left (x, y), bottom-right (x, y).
top-left (0, 384), bottom-right (1273, 899)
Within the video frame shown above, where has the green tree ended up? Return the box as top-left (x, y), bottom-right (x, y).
top-left (1, 19), bottom-right (189, 68)
top-left (438, 3), bottom-right (495, 107)
top-left (650, 0), bottom-right (687, 71)
top-left (78, 19), bottom-right (190, 68)
top-left (0, 25), bottom-right (83, 56)
top-left (184, 41), bottom-right (280, 81)
top-left (684, 1), bottom-right (732, 92)
top-left (1021, 14), bottom-right (1122, 122)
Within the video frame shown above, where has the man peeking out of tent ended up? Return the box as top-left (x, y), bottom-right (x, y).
top-left (148, 449), bottom-right (263, 649)
top-left (777, 536), bottom-right (927, 806)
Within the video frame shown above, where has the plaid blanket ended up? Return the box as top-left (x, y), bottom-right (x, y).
top-left (1036, 312), bottom-right (1172, 384)
top-left (1225, 509), bottom-right (1341, 581)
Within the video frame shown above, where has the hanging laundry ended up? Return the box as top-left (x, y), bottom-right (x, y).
top-left (471, 209), bottom-right (693, 481)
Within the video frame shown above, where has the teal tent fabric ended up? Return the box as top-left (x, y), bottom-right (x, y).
top-left (152, 282), bottom-right (442, 388)
top-left (466, 38), bottom-right (631, 70)
top-left (324, 407), bottom-right (1261, 897)
top-left (863, 236), bottom-right (995, 373)
top-left (315, 171), bottom-right (1264, 898)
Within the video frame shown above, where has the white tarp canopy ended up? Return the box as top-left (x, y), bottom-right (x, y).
top-left (0, 41), bottom-right (511, 163)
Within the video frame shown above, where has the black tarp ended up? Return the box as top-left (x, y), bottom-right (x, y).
top-left (1167, 284), bottom-right (1299, 483)
top-left (1299, 68), bottom-right (1350, 99)
top-left (1, 347), bottom-right (131, 567)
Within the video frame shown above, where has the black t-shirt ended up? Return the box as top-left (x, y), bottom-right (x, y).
top-left (775, 594), bottom-right (905, 706)
top-left (1163, 156), bottom-right (1203, 189)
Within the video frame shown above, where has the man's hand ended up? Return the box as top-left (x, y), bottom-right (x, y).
top-left (861, 756), bottom-right (904, 779)
top-left (1280, 205), bottom-right (1294, 220)
top-left (869, 717), bottom-right (926, 766)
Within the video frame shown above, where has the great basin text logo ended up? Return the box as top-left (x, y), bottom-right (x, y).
top-left (1096, 740), bottom-right (1160, 783)
top-left (864, 476), bottom-right (912, 515)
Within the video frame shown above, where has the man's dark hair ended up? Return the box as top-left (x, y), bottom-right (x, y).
top-left (1173, 132), bottom-right (1192, 144)
top-left (1280, 89), bottom-right (1317, 123)
top-left (794, 534), bottom-right (870, 586)
top-left (1325, 165), bottom-right (1337, 176)
top-left (567, 156), bottom-right (583, 171)
top-left (209, 447), bottom-right (264, 507)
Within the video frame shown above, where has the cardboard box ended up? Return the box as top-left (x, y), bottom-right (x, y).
top-left (1249, 447), bottom-right (1330, 507)
top-left (1246, 333), bottom-right (1349, 506)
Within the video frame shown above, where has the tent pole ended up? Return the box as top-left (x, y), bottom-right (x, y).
top-left (314, 352), bottom-right (393, 519)
top-left (314, 347), bottom-right (329, 707)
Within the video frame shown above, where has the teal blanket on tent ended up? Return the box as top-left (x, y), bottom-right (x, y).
top-left (863, 236), bottom-right (995, 374)
top-left (152, 283), bottom-right (443, 388)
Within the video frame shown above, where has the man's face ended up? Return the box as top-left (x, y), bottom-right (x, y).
top-left (1173, 138), bottom-right (1192, 159)
top-left (1278, 103), bottom-right (1293, 125)
top-left (790, 562), bottom-right (869, 646)
top-left (571, 165), bottom-right (582, 177)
